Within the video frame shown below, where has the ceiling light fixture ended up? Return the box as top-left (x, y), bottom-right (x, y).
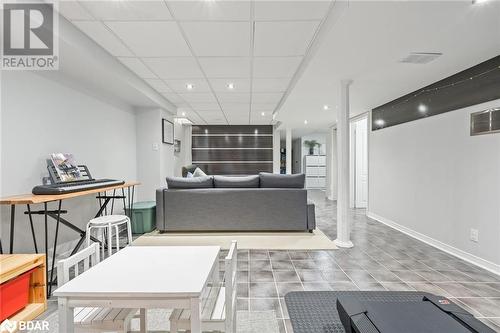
top-left (186, 83), bottom-right (194, 90)
top-left (261, 112), bottom-right (265, 116)
top-left (472, 0), bottom-right (489, 4)
top-left (304, 120), bottom-right (308, 125)
top-left (323, 105), bottom-right (330, 110)
top-left (418, 103), bottom-right (428, 114)
top-left (181, 112), bottom-right (186, 116)
top-left (226, 82), bottom-right (235, 90)
top-left (374, 119), bottom-right (385, 127)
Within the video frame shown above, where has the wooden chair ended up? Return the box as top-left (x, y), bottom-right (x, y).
top-left (170, 240), bottom-right (238, 333)
top-left (56, 243), bottom-right (146, 333)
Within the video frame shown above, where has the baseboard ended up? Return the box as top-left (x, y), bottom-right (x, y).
top-left (366, 211), bottom-right (500, 276)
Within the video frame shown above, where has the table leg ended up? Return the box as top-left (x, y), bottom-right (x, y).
top-left (44, 203), bottom-right (49, 297)
top-left (9, 205), bottom-right (15, 253)
top-left (190, 297), bottom-right (202, 333)
top-left (27, 204), bottom-right (39, 253)
top-left (58, 297), bottom-right (74, 333)
top-left (48, 200), bottom-right (62, 295)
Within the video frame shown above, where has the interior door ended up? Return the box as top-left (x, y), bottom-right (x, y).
top-left (355, 118), bottom-right (368, 208)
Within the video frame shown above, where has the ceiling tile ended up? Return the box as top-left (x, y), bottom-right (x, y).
top-left (226, 113), bottom-right (250, 125)
top-left (252, 78), bottom-right (290, 92)
top-left (118, 57), bottom-right (156, 78)
top-left (208, 78), bottom-right (251, 92)
top-left (185, 112), bottom-right (206, 125)
top-left (105, 21), bottom-right (190, 57)
top-left (80, 1), bottom-right (172, 20)
top-left (143, 57), bottom-right (204, 79)
top-left (254, 1), bottom-right (331, 20)
top-left (144, 79), bottom-right (171, 92)
top-left (251, 103), bottom-right (278, 112)
top-left (164, 79), bottom-right (211, 93)
top-left (217, 93), bottom-right (251, 104)
top-left (181, 22), bottom-right (251, 56)
top-left (162, 93), bottom-right (186, 104)
top-left (168, 1), bottom-right (250, 21)
top-left (253, 56), bottom-right (302, 78)
top-left (179, 93), bottom-right (218, 103)
top-left (221, 103), bottom-right (250, 113)
top-left (198, 57), bottom-right (251, 78)
top-left (254, 21), bottom-right (319, 56)
top-left (197, 111), bottom-right (227, 124)
top-left (58, 2), bottom-right (93, 20)
top-left (188, 103), bottom-right (221, 111)
top-left (73, 21), bottom-right (133, 56)
top-left (251, 93), bottom-right (283, 104)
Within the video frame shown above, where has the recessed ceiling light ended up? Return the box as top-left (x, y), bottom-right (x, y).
top-left (226, 82), bottom-right (235, 90)
top-left (323, 105), bottom-right (330, 110)
top-left (304, 120), bottom-right (308, 125)
top-left (374, 119), bottom-right (385, 127)
top-left (186, 83), bottom-right (194, 90)
top-left (181, 112), bottom-right (186, 116)
top-left (418, 103), bottom-right (428, 113)
top-left (261, 112), bottom-right (265, 116)
top-left (472, 0), bottom-right (489, 4)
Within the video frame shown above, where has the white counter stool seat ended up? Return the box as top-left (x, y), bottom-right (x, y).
top-left (86, 214), bottom-right (132, 258)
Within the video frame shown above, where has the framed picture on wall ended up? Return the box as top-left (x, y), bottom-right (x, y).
top-left (162, 119), bottom-right (174, 144)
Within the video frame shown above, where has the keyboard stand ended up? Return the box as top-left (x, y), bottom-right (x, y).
top-left (0, 182), bottom-right (138, 298)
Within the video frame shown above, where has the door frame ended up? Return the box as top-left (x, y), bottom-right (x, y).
top-left (349, 112), bottom-right (369, 209)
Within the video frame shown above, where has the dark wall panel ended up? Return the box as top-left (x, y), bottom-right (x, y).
top-left (372, 56), bottom-right (500, 131)
top-left (192, 149), bottom-right (272, 162)
top-left (192, 136), bottom-right (273, 148)
top-left (196, 163), bottom-right (273, 175)
top-left (192, 125), bottom-right (273, 175)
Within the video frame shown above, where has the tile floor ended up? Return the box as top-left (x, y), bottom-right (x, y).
top-left (227, 190), bottom-right (500, 333)
top-left (37, 190), bottom-right (500, 332)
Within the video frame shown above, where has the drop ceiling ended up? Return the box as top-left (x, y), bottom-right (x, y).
top-left (58, 0), bottom-right (333, 125)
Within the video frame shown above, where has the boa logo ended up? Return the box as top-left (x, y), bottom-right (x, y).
top-left (0, 319), bottom-right (49, 332)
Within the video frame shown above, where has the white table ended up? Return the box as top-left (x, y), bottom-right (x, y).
top-left (53, 246), bottom-right (220, 333)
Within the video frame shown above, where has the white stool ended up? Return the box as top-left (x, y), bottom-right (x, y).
top-left (86, 215), bottom-right (132, 258)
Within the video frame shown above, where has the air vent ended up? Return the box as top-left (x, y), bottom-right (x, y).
top-left (471, 107), bottom-right (500, 136)
top-left (400, 52), bottom-right (442, 64)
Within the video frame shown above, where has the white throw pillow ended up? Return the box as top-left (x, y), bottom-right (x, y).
top-left (193, 167), bottom-right (207, 177)
top-left (186, 172), bottom-right (194, 178)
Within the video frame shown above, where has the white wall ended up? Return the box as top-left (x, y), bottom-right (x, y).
top-left (0, 71), bottom-right (137, 254)
top-left (368, 99), bottom-right (500, 273)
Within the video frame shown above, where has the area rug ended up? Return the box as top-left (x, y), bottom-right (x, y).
top-left (30, 309), bottom-right (279, 333)
top-left (133, 229), bottom-right (336, 250)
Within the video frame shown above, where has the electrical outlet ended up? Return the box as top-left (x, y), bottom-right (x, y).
top-left (152, 143), bottom-right (159, 151)
top-left (470, 228), bottom-right (479, 243)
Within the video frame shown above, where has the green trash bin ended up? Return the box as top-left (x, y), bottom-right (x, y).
top-left (125, 201), bottom-right (156, 234)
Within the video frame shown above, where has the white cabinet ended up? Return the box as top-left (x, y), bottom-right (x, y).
top-left (304, 155), bottom-right (326, 189)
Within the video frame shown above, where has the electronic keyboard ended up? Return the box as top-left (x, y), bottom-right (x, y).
top-left (32, 179), bottom-right (125, 195)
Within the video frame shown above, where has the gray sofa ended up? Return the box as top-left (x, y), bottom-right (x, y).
top-left (156, 173), bottom-right (316, 232)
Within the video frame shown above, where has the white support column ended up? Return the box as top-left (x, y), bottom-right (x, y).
top-left (273, 126), bottom-right (281, 174)
top-left (334, 80), bottom-right (354, 248)
top-left (285, 128), bottom-right (292, 174)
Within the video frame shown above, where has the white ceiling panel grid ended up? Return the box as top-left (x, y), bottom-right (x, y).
top-left (80, 1), bottom-right (173, 21)
top-left (61, 0), bottom-right (333, 124)
top-left (105, 21), bottom-right (191, 57)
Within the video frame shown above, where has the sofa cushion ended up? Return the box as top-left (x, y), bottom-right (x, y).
top-left (166, 176), bottom-right (213, 189)
top-left (259, 172), bottom-right (305, 188)
top-left (193, 167), bottom-right (207, 177)
top-left (214, 175), bottom-right (260, 188)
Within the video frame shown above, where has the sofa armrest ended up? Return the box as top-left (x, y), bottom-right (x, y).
top-left (156, 188), bottom-right (167, 230)
top-left (307, 203), bottom-right (316, 232)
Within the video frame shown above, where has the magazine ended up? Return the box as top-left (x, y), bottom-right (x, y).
top-left (50, 153), bottom-right (84, 182)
